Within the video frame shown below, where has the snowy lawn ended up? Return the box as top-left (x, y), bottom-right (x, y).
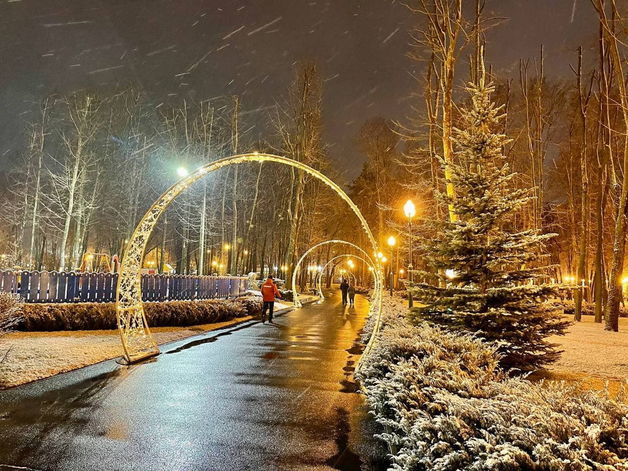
top-left (0, 299), bottom-right (297, 389)
top-left (533, 314), bottom-right (628, 395)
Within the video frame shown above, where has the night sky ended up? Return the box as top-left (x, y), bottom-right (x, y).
top-left (0, 0), bottom-right (597, 180)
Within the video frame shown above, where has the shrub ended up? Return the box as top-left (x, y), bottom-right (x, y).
top-left (280, 289), bottom-right (293, 302)
top-left (357, 297), bottom-right (628, 470)
top-left (0, 292), bottom-right (24, 334)
top-left (18, 296), bottom-right (263, 331)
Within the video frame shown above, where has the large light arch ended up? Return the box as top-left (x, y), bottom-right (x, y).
top-left (116, 153), bottom-right (382, 363)
top-left (315, 254), bottom-right (375, 298)
top-left (291, 239), bottom-right (380, 308)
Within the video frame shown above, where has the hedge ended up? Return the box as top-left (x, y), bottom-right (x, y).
top-left (17, 296), bottom-right (263, 331)
top-left (357, 297), bottom-right (628, 470)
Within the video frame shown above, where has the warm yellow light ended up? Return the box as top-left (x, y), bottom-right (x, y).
top-left (404, 199), bottom-right (416, 219)
top-left (622, 277), bottom-right (628, 284)
top-left (243, 250), bottom-right (249, 255)
top-left (445, 269), bottom-right (456, 279)
top-left (399, 268), bottom-right (405, 274)
top-left (387, 235), bottom-right (396, 247)
top-left (381, 256), bottom-right (388, 263)
top-left (377, 252), bottom-right (383, 259)
top-left (223, 243), bottom-right (230, 250)
top-left (348, 259), bottom-right (355, 268)
top-left (368, 266), bottom-right (374, 271)
top-left (281, 265), bottom-right (288, 271)
top-left (176, 167), bottom-right (189, 177)
top-left (211, 261), bottom-right (218, 267)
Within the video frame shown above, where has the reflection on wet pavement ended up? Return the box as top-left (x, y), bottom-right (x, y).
top-left (0, 291), bottom-right (385, 470)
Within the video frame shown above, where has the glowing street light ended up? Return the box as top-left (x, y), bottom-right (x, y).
top-left (404, 199), bottom-right (416, 219)
top-left (176, 167), bottom-right (189, 178)
top-left (445, 269), bottom-right (457, 280)
top-left (381, 256), bottom-right (388, 263)
top-left (387, 235), bottom-right (396, 247)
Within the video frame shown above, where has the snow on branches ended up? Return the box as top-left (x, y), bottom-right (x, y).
top-left (410, 77), bottom-right (569, 372)
top-left (357, 297), bottom-right (628, 471)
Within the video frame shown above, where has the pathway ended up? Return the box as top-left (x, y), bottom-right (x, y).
top-left (0, 292), bottom-right (384, 470)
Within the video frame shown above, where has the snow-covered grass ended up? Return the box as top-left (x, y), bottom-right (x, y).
top-left (0, 319), bottom-right (250, 389)
top-left (357, 296), bottom-right (628, 470)
top-left (547, 314), bottom-right (628, 380)
top-left (0, 297), bottom-right (301, 389)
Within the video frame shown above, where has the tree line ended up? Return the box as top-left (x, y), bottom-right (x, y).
top-left (1, 0), bottom-right (627, 332)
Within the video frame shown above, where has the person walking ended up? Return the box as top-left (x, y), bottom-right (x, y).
top-left (340, 278), bottom-right (349, 305)
top-left (260, 275), bottom-right (281, 323)
top-left (348, 284), bottom-right (356, 306)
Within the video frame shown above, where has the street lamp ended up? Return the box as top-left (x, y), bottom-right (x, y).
top-left (387, 236), bottom-right (396, 296)
top-left (404, 199), bottom-right (416, 307)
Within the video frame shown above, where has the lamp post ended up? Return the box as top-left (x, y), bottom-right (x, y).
top-left (387, 235), bottom-right (396, 296)
top-left (404, 199), bottom-right (416, 307)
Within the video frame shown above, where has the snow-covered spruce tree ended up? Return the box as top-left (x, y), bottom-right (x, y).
top-left (411, 74), bottom-right (569, 372)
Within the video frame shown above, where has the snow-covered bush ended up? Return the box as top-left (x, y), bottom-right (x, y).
top-left (357, 297), bottom-right (628, 470)
top-left (17, 296), bottom-right (262, 331)
top-left (0, 292), bottom-right (23, 335)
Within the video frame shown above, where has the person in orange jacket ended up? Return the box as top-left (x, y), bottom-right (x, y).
top-left (260, 275), bottom-right (281, 323)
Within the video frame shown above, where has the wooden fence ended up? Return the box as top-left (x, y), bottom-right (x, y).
top-left (0, 270), bottom-right (248, 303)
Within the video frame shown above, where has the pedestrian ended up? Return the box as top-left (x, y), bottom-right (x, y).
top-left (340, 278), bottom-right (349, 305)
top-left (348, 284), bottom-right (356, 306)
top-left (260, 275), bottom-right (281, 323)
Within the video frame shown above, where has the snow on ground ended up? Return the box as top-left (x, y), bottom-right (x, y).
top-left (534, 314), bottom-right (628, 396)
top-left (0, 298), bottom-right (303, 389)
top-left (0, 318), bottom-right (252, 389)
top-left (3, 300), bottom-right (622, 392)
top-left (547, 315), bottom-right (628, 380)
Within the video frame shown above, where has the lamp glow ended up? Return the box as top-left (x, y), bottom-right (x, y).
top-left (176, 167), bottom-right (189, 177)
top-left (404, 199), bottom-right (416, 219)
top-left (445, 269), bottom-right (456, 279)
top-left (387, 235), bottom-right (396, 247)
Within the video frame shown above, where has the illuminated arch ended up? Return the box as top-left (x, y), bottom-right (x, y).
top-left (116, 153), bottom-right (382, 363)
top-left (291, 239), bottom-right (380, 308)
top-left (315, 254), bottom-right (375, 298)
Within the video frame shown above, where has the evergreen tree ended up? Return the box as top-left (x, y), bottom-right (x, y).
top-left (411, 71), bottom-right (569, 372)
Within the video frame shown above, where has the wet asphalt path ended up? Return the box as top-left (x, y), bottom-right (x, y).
top-left (0, 292), bottom-right (384, 471)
